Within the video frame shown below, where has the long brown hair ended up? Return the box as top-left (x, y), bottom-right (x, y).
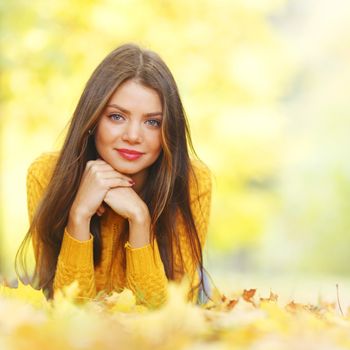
top-left (15, 43), bottom-right (211, 302)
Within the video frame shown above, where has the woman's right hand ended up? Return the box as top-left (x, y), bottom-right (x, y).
top-left (67, 159), bottom-right (133, 240)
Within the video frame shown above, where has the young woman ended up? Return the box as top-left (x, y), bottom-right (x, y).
top-left (16, 43), bottom-right (213, 309)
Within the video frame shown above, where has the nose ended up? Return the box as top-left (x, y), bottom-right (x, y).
top-left (121, 120), bottom-right (143, 144)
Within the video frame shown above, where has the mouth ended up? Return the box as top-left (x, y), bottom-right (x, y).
top-left (116, 148), bottom-right (144, 161)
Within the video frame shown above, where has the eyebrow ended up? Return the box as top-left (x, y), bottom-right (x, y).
top-left (106, 103), bottom-right (163, 117)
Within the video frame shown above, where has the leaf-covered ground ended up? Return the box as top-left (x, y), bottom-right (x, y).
top-left (1, 280), bottom-right (350, 350)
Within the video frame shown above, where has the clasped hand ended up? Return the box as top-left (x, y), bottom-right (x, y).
top-left (70, 159), bottom-right (149, 224)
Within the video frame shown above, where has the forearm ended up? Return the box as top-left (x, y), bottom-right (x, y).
top-left (128, 208), bottom-right (151, 248)
top-left (53, 228), bottom-right (96, 300)
top-left (67, 206), bottom-right (91, 241)
top-left (125, 238), bottom-right (168, 309)
top-left (58, 207), bottom-right (95, 298)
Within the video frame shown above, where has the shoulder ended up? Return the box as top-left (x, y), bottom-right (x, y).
top-left (190, 158), bottom-right (211, 180)
top-left (189, 159), bottom-right (212, 201)
top-left (27, 151), bottom-right (60, 189)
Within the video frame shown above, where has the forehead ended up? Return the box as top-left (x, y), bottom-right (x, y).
top-left (107, 79), bottom-right (162, 112)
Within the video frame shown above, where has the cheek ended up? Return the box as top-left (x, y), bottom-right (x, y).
top-left (94, 131), bottom-right (112, 157)
top-left (152, 134), bottom-right (163, 153)
top-left (95, 123), bottom-right (114, 147)
top-left (94, 131), bottom-right (105, 151)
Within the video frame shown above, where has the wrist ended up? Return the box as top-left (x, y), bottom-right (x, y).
top-left (128, 213), bottom-right (151, 248)
top-left (128, 205), bottom-right (150, 225)
top-left (67, 206), bottom-right (91, 241)
top-left (69, 205), bottom-right (92, 224)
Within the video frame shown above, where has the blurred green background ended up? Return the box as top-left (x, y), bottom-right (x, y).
top-left (1, 0), bottom-right (350, 298)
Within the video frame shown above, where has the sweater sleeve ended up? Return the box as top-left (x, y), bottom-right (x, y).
top-left (27, 154), bottom-right (96, 299)
top-left (124, 239), bottom-right (168, 309)
top-left (53, 229), bottom-right (96, 299)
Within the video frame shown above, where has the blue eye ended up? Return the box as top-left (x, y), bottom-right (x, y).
top-left (109, 113), bottom-right (124, 121)
top-left (146, 119), bottom-right (161, 127)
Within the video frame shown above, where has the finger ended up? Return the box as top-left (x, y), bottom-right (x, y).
top-left (92, 171), bottom-right (134, 187)
top-left (84, 161), bottom-right (107, 176)
top-left (86, 159), bottom-right (108, 169)
top-left (84, 163), bottom-right (114, 178)
top-left (87, 162), bottom-right (131, 177)
top-left (85, 162), bottom-right (134, 184)
top-left (100, 170), bottom-right (133, 182)
top-left (96, 166), bottom-right (132, 178)
top-left (104, 177), bottom-right (134, 188)
top-left (85, 160), bottom-right (133, 178)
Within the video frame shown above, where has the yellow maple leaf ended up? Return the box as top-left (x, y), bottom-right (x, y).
top-left (105, 288), bottom-right (147, 313)
top-left (0, 279), bottom-right (47, 308)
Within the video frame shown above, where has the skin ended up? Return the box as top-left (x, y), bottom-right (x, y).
top-left (67, 79), bottom-right (163, 248)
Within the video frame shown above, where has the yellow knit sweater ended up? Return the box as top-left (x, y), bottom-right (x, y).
top-left (27, 152), bottom-right (212, 308)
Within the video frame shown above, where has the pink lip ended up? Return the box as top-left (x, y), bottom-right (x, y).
top-left (116, 148), bottom-right (144, 160)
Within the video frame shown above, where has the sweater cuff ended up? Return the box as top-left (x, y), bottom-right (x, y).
top-left (125, 239), bottom-right (164, 275)
top-left (59, 228), bottom-right (94, 267)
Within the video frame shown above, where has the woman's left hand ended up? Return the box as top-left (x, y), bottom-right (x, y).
top-left (104, 187), bottom-right (151, 247)
top-left (103, 186), bottom-right (150, 223)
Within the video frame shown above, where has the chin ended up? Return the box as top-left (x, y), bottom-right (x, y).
top-left (118, 168), bottom-right (138, 175)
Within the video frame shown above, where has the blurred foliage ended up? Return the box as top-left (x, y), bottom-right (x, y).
top-left (2, 0), bottom-right (350, 279)
top-left (2, 280), bottom-right (350, 349)
top-left (257, 0), bottom-right (350, 276)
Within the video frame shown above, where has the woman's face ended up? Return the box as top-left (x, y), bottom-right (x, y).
top-left (95, 79), bottom-right (163, 182)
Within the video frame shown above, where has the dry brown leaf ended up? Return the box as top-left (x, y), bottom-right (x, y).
top-left (285, 300), bottom-right (311, 313)
top-left (226, 298), bottom-right (239, 311)
top-left (260, 291), bottom-right (278, 303)
top-left (243, 289), bottom-right (257, 306)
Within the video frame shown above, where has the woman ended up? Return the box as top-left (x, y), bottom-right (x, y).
top-left (16, 43), bottom-right (213, 309)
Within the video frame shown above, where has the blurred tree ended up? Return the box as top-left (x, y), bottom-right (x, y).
top-left (258, 0), bottom-right (350, 275)
top-left (1, 0), bottom-right (293, 275)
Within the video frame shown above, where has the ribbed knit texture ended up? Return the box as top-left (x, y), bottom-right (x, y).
top-left (26, 152), bottom-right (212, 308)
